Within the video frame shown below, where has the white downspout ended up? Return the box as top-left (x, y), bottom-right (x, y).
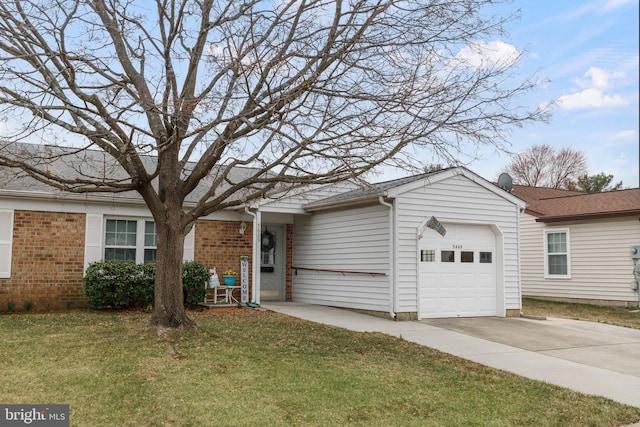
top-left (245, 207), bottom-right (261, 304)
top-left (379, 196), bottom-right (396, 320)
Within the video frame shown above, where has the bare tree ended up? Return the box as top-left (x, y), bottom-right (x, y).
top-left (0, 0), bottom-right (546, 329)
top-left (503, 144), bottom-right (587, 189)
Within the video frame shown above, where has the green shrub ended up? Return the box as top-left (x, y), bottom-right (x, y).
top-left (84, 261), bottom-right (154, 309)
top-left (182, 261), bottom-right (210, 305)
top-left (84, 260), bottom-right (209, 309)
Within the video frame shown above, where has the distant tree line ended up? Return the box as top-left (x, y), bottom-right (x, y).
top-left (502, 144), bottom-right (623, 192)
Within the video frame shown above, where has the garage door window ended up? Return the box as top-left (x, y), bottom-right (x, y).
top-left (461, 251), bottom-right (474, 263)
top-left (479, 252), bottom-right (492, 263)
top-left (441, 250), bottom-right (455, 262)
top-left (420, 250), bottom-right (435, 262)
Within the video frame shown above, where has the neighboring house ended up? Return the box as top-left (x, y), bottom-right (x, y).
top-left (0, 144), bottom-right (526, 318)
top-left (515, 185), bottom-right (640, 307)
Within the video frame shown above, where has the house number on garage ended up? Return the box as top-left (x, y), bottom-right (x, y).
top-left (453, 244), bottom-right (462, 249)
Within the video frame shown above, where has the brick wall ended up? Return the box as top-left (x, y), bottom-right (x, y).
top-left (0, 214), bottom-right (293, 312)
top-left (194, 219), bottom-right (293, 301)
top-left (0, 210), bottom-right (87, 312)
top-left (194, 219), bottom-right (254, 283)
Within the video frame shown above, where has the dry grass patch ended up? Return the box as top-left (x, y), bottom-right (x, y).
top-left (523, 298), bottom-right (640, 330)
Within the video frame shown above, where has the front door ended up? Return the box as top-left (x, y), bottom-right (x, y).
top-left (260, 224), bottom-right (285, 300)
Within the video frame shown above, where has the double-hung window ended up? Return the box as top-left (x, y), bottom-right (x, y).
top-left (104, 218), bottom-right (156, 263)
top-left (544, 229), bottom-right (570, 278)
top-left (144, 221), bottom-right (157, 262)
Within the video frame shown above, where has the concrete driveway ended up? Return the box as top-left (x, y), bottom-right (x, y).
top-left (421, 316), bottom-right (640, 377)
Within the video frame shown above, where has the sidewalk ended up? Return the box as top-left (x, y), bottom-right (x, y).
top-left (262, 302), bottom-right (640, 409)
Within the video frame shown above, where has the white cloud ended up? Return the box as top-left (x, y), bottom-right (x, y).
top-left (557, 66), bottom-right (632, 110)
top-left (606, 129), bottom-right (639, 146)
top-left (601, 0), bottom-right (638, 13)
top-left (455, 41), bottom-right (519, 70)
top-left (557, 88), bottom-right (628, 110)
top-left (575, 66), bottom-right (624, 90)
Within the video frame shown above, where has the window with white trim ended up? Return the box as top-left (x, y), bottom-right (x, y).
top-left (544, 229), bottom-right (570, 278)
top-left (143, 221), bottom-right (157, 262)
top-left (104, 218), bottom-right (156, 263)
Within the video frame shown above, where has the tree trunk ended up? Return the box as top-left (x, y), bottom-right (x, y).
top-left (148, 209), bottom-right (198, 329)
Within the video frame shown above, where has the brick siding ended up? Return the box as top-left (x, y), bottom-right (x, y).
top-left (194, 219), bottom-right (293, 301)
top-left (0, 214), bottom-right (294, 312)
top-left (0, 210), bottom-right (87, 311)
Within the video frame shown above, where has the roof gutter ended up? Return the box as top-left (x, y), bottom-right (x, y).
top-left (536, 209), bottom-right (640, 223)
top-left (0, 188), bottom-right (148, 206)
top-left (304, 193), bottom-right (383, 212)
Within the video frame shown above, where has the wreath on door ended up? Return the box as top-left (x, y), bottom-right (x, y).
top-left (261, 230), bottom-right (276, 252)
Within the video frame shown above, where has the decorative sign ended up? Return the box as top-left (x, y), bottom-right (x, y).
top-left (240, 256), bottom-right (249, 303)
top-left (426, 216), bottom-right (446, 237)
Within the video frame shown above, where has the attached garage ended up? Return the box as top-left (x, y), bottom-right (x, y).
top-left (293, 167), bottom-right (525, 320)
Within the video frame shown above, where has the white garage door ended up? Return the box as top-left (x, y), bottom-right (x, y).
top-left (419, 224), bottom-right (497, 318)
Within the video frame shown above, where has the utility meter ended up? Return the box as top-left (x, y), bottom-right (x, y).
top-left (633, 246), bottom-right (640, 291)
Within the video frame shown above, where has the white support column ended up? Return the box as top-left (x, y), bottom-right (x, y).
top-left (245, 207), bottom-right (261, 304)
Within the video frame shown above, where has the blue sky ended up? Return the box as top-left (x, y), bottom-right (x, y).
top-left (379, 0), bottom-right (640, 188)
top-left (2, 1), bottom-right (636, 188)
top-left (472, 0), bottom-right (639, 187)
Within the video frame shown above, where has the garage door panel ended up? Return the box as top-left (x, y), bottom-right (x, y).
top-left (440, 272), bottom-right (457, 281)
top-left (458, 297), bottom-right (477, 309)
top-left (419, 272), bottom-right (438, 290)
top-left (421, 297), bottom-right (438, 314)
top-left (478, 296), bottom-right (495, 306)
top-left (439, 297), bottom-right (457, 309)
top-left (419, 223), bottom-right (497, 318)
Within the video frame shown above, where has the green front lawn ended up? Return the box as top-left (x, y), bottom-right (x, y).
top-left (1, 308), bottom-right (639, 426)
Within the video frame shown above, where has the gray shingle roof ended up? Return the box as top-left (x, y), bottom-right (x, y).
top-left (0, 142), bottom-right (266, 204)
top-left (304, 168), bottom-right (455, 210)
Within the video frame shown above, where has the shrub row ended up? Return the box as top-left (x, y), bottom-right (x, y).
top-left (84, 260), bottom-right (210, 309)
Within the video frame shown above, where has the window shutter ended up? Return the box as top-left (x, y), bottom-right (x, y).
top-left (0, 210), bottom-right (14, 278)
top-left (84, 213), bottom-right (104, 271)
top-left (183, 225), bottom-right (195, 261)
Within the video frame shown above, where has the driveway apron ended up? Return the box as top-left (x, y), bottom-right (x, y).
top-left (422, 316), bottom-right (640, 377)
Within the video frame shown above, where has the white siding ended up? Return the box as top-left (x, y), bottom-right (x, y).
top-left (0, 209), bottom-right (14, 278)
top-left (521, 215), bottom-right (640, 303)
top-left (292, 204), bottom-right (391, 311)
top-left (394, 175), bottom-right (521, 315)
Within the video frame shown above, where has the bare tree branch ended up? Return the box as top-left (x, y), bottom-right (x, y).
top-left (0, 0), bottom-right (548, 328)
top-left (503, 144), bottom-right (587, 189)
